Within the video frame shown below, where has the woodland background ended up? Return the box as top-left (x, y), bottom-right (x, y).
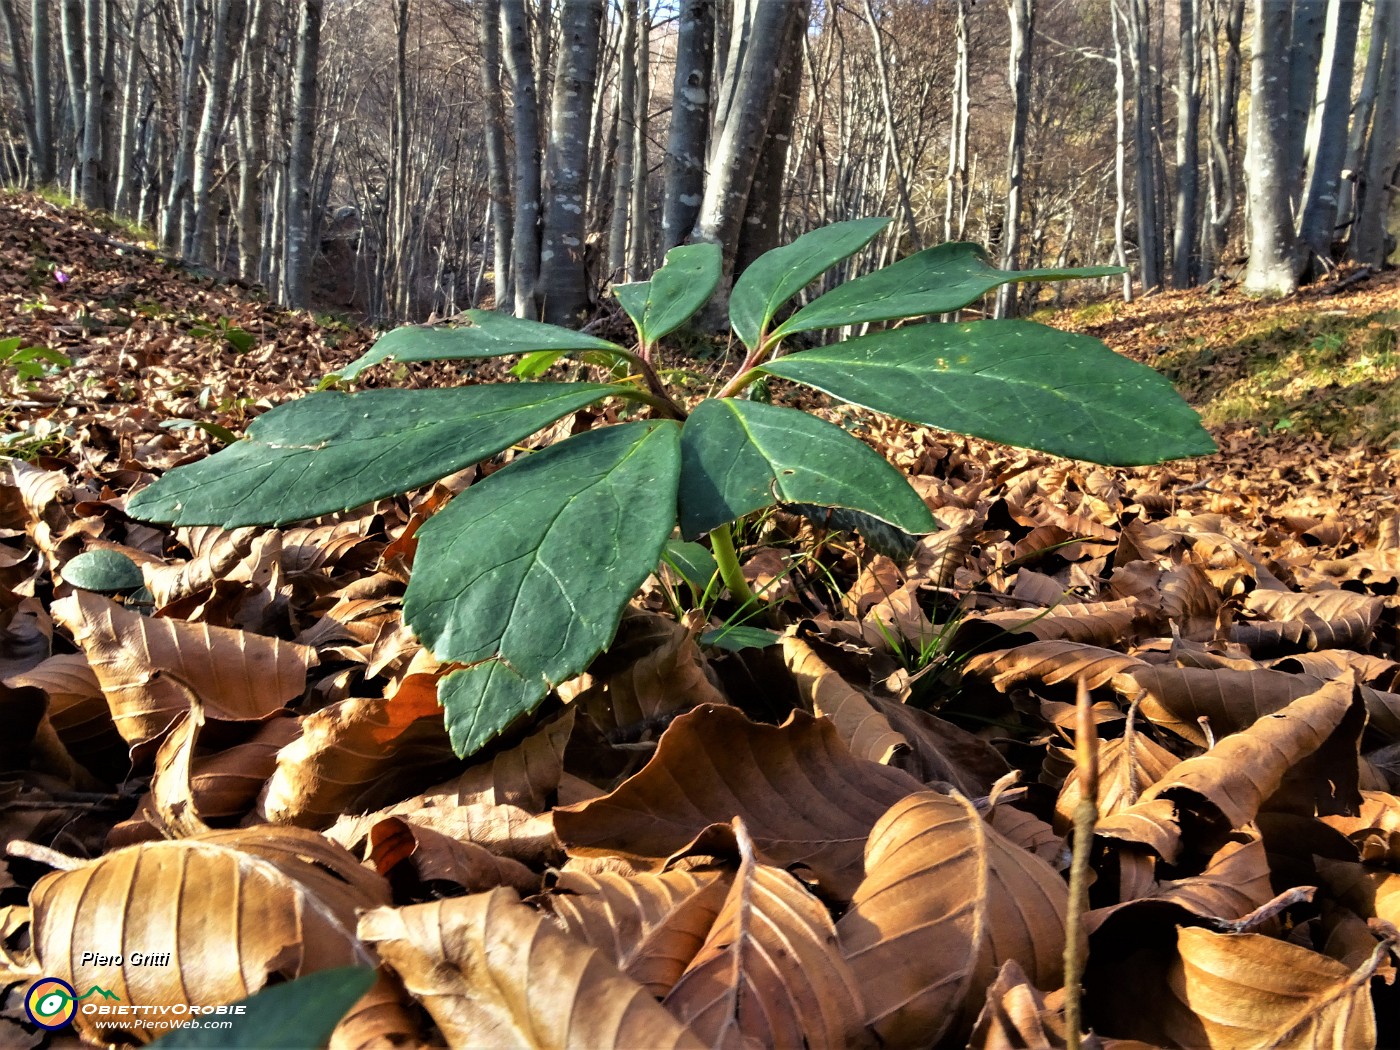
top-left (0, 0), bottom-right (1398, 324)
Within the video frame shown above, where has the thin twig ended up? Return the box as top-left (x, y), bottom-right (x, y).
top-left (1064, 677), bottom-right (1099, 1049)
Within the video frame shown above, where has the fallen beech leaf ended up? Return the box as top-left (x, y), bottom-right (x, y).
top-left (663, 820), bottom-right (871, 1048)
top-left (1141, 674), bottom-right (1363, 831)
top-left (423, 707), bottom-right (574, 813)
top-left (51, 591), bottom-right (315, 747)
top-left (1054, 732), bottom-right (1179, 833)
top-left (1315, 857), bottom-right (1400, 927)
top-left (1092, 798), bottom-right (1184, 864)
top-left (257, 669), bottom-right (454, 827)
top-left (783, 636), bottom-right (909, 764)
top-left (3, 652), bottom-right (128, 780)
top-left (837, 791), bottom-right (1069, 1049)
top-left (964, 639), bottom-right (1146, 694)
top-left (957, 598), bottom-right (1144, 648)
top-left (555, 705), bottom-right (924, 899)
top-left (359, 888), bottom-right (705, 1049)
top-left (1163, 926), bottom-right (1384, 1048)
top-left (366, 815), bottom-right (539, 897)
top-left (536, 868), bottom-right (730, 997)
top-left (1126, 666), bottom-right (1325, 747)
top-left (327, 801), bottom-right (562, 870)
top-left (966, 959), bottom-right (1071, 1050)
top-left (29, 825), bottom-right (417, 1046)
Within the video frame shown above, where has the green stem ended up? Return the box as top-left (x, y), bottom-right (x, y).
top-left (709, 524), bottom-right (758, 608)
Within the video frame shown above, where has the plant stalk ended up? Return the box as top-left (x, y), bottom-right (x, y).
top-left (1064, 677), bottom-right (1099, 1050)
top-left (709, 523), bottom-right (759, 608)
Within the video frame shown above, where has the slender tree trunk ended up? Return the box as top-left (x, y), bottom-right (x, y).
top-left (112, 0), bottom-right (145, 216)
top-left (0, 0), bottom-right (38, 182)
top-left (1125, 0), bottom-right (1164, 290)
top-left (628, 6), bottom-right (650, 277)
top-left (1286, 0), bottom-right (1328, 201)
top-left (1337, 0), bottom-right (1386, 234)
top-left (237, 0), bottom-right (270, 281)
top-left (1243, 0), bottom-right (1299, 294)
top-left (1297, 0), bottom-right (1362, 273)
top-left (608, 0), bottom-right (638, 279)
top-left (538, 0), bottom-right (605, 325)
top-left (60, 0), bottom-right (83, 160)
top-left (696, 0), bottom-right (806, 278)
top-left (78, 0), bottom-right (103, 206)
top-left (1172, 0), bottom-right (1200, 286)
top-left (28, 0), bottom-right (52, 182)
top-left (862, 0), bottom-right (921, 250)
top-left (161, 0), bottom-right (203, 249)
top-left (1350, 0), bottom-right (1399, 265)
top-left (284, 0), bottom-right (322, 307)
top-left (1111, 0), bottom-right (1133, 299)
top-left (660, 0), bottom-right (713, 250)
top-left (995, 0), bottom-right (1034, 318)
top-left (478, 0), bottom-right (513, 308)
top-left (189, 0), bottom-right (245, 263)
top-left (501, 0), bottom-right (542, 317)
top-left (945, 0), bottom-right (971, 243)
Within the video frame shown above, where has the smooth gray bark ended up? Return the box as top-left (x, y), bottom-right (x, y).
top-left (608, 0), bottom-right (638, 279)
top-left (1286, 0), bottom-right (1328, 199)
top-left (1172, 0), bottom-right (1200, 287)
top-left (1243, 0), bottom-right (1299, 294)
top-left (78, 0), bottom-right (102, 206)
top-left (1125, 0), bottom-right (1163, 290)
top-left (284, 0), bottom-right (322, 306)
top-left (538, 0), bottom-right (605, 325)
top-left (236, 0), bottom-right (270, 281)
top-left (695, 0), bottom-right (806, 276)
top-left (1350, 0), bottom-right (1399, 265)
top-left (1297, 0), bottom-right (1362, 271)
top-left (995, 0), bottom-right (1035, 318)
top-left (161, 0), bottom-right (203, 249)
top-left (478, 0), bottom-right (513, 308)
top-left (628, 6), bottom-right (650, 277)
top-left (660, 0), bottom-right (713, 251)
top-left (190, 0), bottom-right (245, 263)
top-left (0, 0), bottom-right (38, 181)
top-left (501, 0), bottom-right (542, 317)
top-left (945, 0), bottom-right (971, 243)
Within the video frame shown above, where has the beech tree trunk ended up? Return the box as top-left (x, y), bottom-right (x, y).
top-left (539, 0), bottom-right (605, 325)
top-left (1243, 0), bottom-right (1299, 294)
top-left (236, 0), bottom-right (270, 281)
top-left (1297, 0), bottom-right (1362, 273)
top-left (995, 0), bottom-right (1034, 318)
top-left (661, 0), bottom-right (712, 251)
top-left (608, 0), bottom-right (638, 280)
top-left (1171, 0), bottom-right (1200, 287)
top-left (478, 0), bottom-right (513, 308)
top-left (1350, 0), bottom-right (1399, 265)
top-left (78, 0), bottom-right (102, 206)
top-left (284, 0), bottom-right (322, 307)
top-left (190, 0), bottom-right (246, 263)
top-left (501, 0), bottom-right (542, 318)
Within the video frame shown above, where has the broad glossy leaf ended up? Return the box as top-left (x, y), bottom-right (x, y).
top-left (617, 242), bottom-right (722, 346)
top-left (338, 311), bottom-right (626, 380)
top-left (764, 320), bottom-right (1216, 465)
top-left (729, 217), bottom-right (891, 350)
top-left (678, 397), bottom-right (934, 538)
top-left (150, 967), bottom-right (377, 1049)
top-left (127, 384), bottom-right (613, 527)
top-left (61, 549), bottom-right (144, 592)
top-left (777, 242), bottom-right (1123, 337)
top-left (405, 422), bottom-right (681, 755)
top-left (663, 539), bottom-right (719, 594)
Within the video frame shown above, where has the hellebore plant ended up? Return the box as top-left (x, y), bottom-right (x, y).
top-left (128, 218), bottom-right (1213, 757)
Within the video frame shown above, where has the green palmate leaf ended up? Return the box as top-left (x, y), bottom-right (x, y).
top-left (149, 967), bottom-right (376, 1049)
top-left (728, 217), bottom-right (891, 351)
top-left (338, 311), bottom-right (626, 380)
top-left (405, 421), bottom-right (682, 755)
top-left (775, 242), bottom-right (1125, 337)
top-left (615, 242), bottom-right (723, 346)
top-left (763, 320), bottom-right (1216, 466)
top-left (127, 383), bottom-right (614, 527)
top-left (677, 397), bottom-right (935, 539)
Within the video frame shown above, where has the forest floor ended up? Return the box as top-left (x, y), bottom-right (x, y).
top-left (3, 188), bottom-right (1400, 1048)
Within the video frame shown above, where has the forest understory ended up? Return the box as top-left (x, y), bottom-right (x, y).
top-left (4, 192), bottom-right (1400, 1048)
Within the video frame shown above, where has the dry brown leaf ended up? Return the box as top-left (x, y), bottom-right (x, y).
top-left (1054, 732), bottom-right (1179, 833)
top-left (423, 707), bottom-right (574, 813)
top-left (51, 590), bottom-right (315, 747)
top-left (1126, 665), bottom-right (1329, 747)
top-left (1087, 797), bottom-right (1184, 864)
top-left (837, 791), bottom-right (1069, 1049)
top-left (1162, 926), bottom-right (1384, 1048)
top-left (783, 635), bottom-right (908, 764)
top-left (29, 825), bottom-right (417, 1046)
top-left (958, 598), bottom-right (1147, 649)
top-left (359, 888), bottom-right (705, 1049)
top-left (536, 868), bottom-right (730, 997)
top-left (966, 959), bottom-right (1071, 1050)
top-left (257, 667), bottom-right (454, 827)
top-left (662, 820), bottom-right (871, 1048)
top-left (327, 800), bottom-right (562, 870)
top-left (365, 815), bottom-right (540, 897)
top-left (555, 705), bottom-right (924, 899)
top-left (1315, 857), bottom-right (1400, 927)
top-left (964, 639), bottom-right (1146, 694)
top-left (1141, 674), bottom-right (1363, 831)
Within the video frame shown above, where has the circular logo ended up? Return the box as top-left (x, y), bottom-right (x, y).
top-left (24, 977), bottom-right (77, 1029)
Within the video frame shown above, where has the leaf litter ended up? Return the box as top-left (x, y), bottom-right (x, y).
top-left (3, 189), bottom-right (1400, 1046)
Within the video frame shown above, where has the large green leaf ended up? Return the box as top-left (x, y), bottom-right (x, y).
top-left (149, 967), bottom-right (376, 1049)
top-left (763, 320), bottom-right (1216, 465)
top-left (338, 311), bottom-right (626, 380)
top-left (615, 241), bottom-right (722, 346)
top-left (728, 217), bottom-right (891, 351)
top-left (405, 421), bottom-right (681, 755)
top-left (677, 397), bottom-right (935, 539)
top-left (775, 242), bottom-right (1125, 337)
top-left (127, 384), bottom-right (614, 527)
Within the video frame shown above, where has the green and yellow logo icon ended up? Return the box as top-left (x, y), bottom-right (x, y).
top-left (23, 978), bottom-right (120, 1030)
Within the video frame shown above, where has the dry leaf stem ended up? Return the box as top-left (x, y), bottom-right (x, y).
top-left (1063, 678), bottom-right (1099, 1050)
